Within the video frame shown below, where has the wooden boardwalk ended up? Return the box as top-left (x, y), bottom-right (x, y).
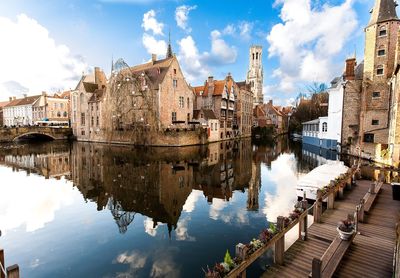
top-left (262, 180), bottom-right (400, 278)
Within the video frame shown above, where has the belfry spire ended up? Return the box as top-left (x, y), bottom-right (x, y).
top-left (166, 30), bottom-right (173, 58)
top-left (368, 0), bottom-right (399, 26)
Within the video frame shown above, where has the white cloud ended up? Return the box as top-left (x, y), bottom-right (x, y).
top-left (142, 10), bottom-right (164, 36)
top-left (175, 5), bottom-right (197, 32)
top-left (238, 21), bottom-right (253, 40)
top-left (182, 189), bottom-right (202, 213)
top-left (223, 24), bottom-right (236, 36)
top-left (142, 33), bottom-right (167, 56)
top-left (0, 14), bottom-right (88, 100)
top-left (177, 35), bottom-right (210, 83)
top-left (267, 0), bottom-right (358, 93)
top-left (204, 30), bottom-right (237, 64)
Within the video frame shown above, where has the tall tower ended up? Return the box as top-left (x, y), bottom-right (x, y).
top-left (360, 0), bottom-right (400, 154)
top-left (246, 45), bottom-right (264, 105)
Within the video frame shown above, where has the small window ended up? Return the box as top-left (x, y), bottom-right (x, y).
top-left (378, 49), bottom-right (385, 56)
top-left (211, 123), bottom-right (214, 131)
top-left (179, 96), bottom-right (184, 108)
top-left (363, 133), bottom-right (374, 143)
top-left (379, 29), bottom-right (387, 36)
top-left (63, 111), bottom-right (68, 117)
top-left (372, 119), bottom-right (379, 125)
top-left (372, 92), bottom-right (380, 98)
top-left (174, 69), bottom-right (177, 74)
top-left (173, 79), bottom-right (178, 88)
top-left (377, 66), bottom-right (384, 75)
top-left (322, 122), bottom-right (327, 132)
top-left (172, 112), bottom-right (177, 122)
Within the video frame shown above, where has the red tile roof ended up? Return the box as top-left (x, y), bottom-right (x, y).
top-left (4, 95), bottom-right (40, 107)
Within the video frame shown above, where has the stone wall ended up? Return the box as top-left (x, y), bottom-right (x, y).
top-left (341, 80), bottom-right (362, 146)
top-left (0, 127), bottom-right (72, 142)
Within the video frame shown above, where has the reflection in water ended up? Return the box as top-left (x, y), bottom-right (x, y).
top-left (0, 137), bottom-right (325, 277)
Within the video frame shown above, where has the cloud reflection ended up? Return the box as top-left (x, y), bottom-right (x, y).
top-left (0, 167), bottom-right (76, 234)
top-left (262, 154), bottom-right (298, 222)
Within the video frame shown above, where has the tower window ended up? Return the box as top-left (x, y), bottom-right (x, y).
top-left (363, 133), bottom-right (374, 143)
top-left (372, 119), bottom-right (379, 125)
top-left (379, 29), bottom-right (387, 37)
top-left (372, 92), bottom-right (380, 98)
top-left (378, 49), bottom-right (385, 56)
top-left (252, 53), bottom-right (254, 60)
top-left (377, 65), bottom-right (384, 75)
top-left (256, 52), bottom-right (258, 59)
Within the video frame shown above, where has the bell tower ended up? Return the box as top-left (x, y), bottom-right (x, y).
top-left (246, 45), bottom-right (264, 105)
top-left (360, 0), bottom-right (400, 150)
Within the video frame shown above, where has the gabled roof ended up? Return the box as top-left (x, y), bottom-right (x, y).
top-left (302, 118), bottom-right (320, 125)
top-left (355, 61), bottom-right (364, 80)
top-left (193, 109), bottom-right (217, 120)
top-left (121, 57), bottom-right (174, 89)
top-left (0, 101), bottom-right (10, 108)
top-left (193, 76), bottom-right (238, 97)
top-left (88, 89), bottom-right (104, 102)
top-left (4, 95), bottom-right (40, 107)
top-left (83, 82), bottom-right (99, 93)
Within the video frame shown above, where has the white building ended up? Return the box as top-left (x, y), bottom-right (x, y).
top-left (302, 77), bottom-right (345, 151)
top-left (3, 95), bottom-right (41, 127)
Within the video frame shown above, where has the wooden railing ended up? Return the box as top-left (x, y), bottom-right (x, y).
top-left (204, 166), bottom-right (358, 278)
top-left (0, 249), bottom-right (19, 278)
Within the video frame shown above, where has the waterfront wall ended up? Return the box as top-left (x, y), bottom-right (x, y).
top-left (0, 127), bottom-right (72, 142)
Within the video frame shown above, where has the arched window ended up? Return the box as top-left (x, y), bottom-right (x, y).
top-left (377, 45), bottom-right (385, 56)
top-left (322, 122), bottom-right (327, 132)
top-left (63, 111), bottom-right (68, 117)
top-left (57, 112), bottom-right (61, 117)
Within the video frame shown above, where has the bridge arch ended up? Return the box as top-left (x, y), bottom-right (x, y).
top-left (13, 132), bottom-right (57, 141)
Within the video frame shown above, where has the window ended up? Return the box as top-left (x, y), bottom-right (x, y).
top-left (173, 79), bottom-right (178, 88)
top-left (322, 122), bottom-right (327, 132)
top-left (91, 104), bottom-right (93, 111)
top-left (91, 116), bottom-right (94, 126)
top-left (363, 133), bottom-right (374, 143)
top-left (96, 116), bottom-right (99, 126)
top-left (172, 112), bottom-right (177, 122)
top-left (252, 53), bottom-right (254, 60)
top-left (81, 130), bottom-right (85, 135)
top-left (187, 97), bottom-right (189, 108)
top-left (377, 65), bottom-right (384, 75)
top-left (378, 49), bottom-right (385, 56)
top-left (81, 113), bottom-right (85, 126)
top-left (187, 113), bottom-right (190, 123)
top-left (372, 92), bottom-right (381, 98)
top-left (174, 69), bottom-right (177, 74)
top-left (256, 52), bottom-right (258, 59)
top-left (60, 103), bottom-right (64, 109)
top-left (179, 96), bottom-right (184, 108)
top-left (57, 111), bottom-right (61, 117)
top-left (372, 119), bottom-right (379, 125)
top-left (215, 123), bottom-right (218, 130)
top-left (379, 29), bottom-right (387, 36)
top-left (211, 123), bottom-right (214, 131)
top-left (63, 111), bottom-right (68, 117)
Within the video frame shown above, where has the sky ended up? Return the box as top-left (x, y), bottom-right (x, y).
top-left (0, 0), bottom-right (388, 105)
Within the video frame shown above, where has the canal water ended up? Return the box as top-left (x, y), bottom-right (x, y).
top-left (0, 138), bottom-right (336, 277)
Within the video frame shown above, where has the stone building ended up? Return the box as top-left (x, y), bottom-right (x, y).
top-left (263, 100), bottom-right (285, 134)
top-left (192, 108), bottom-right (220, 142)
top-left (246, 45), bottom-right (264, 105)
top-left (236, 81), bottom-right (254, 137)
top-left (341, 0), bottom-right (399, 162)
top-left (70, 67), bottom-right (107, 141)
top-left (32, 92), bottom-right (70, 123)
top-left (193, 74), bottom-right (238, 140)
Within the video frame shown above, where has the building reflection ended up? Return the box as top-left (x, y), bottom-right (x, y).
top-left (0, 139), bottom-right (264, 235)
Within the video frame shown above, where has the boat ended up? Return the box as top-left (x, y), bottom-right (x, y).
top-left (291, 133), bottom-right (302, 141)
top-left (296, 160), bottom-right (349, 200)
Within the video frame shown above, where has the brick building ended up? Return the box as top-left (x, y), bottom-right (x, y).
top-left (341, 0), bottom-right (400, 162)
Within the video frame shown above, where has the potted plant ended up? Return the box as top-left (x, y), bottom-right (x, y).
top-left (337, 219), bottom-right (355, 240)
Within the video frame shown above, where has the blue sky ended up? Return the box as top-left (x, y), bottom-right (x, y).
top-left (0, 0), bottom-right (386, 104)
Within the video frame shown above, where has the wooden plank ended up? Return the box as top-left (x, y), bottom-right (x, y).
top-left (6, 265), bottom-right (19, 278)
top-left (322, 234), bottom-right (355, 277)
top-left (364, 182), bottom-right (383, 213)
top-left (0, 249), bottom-right (4, 278)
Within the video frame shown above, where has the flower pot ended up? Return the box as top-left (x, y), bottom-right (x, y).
top-left (337, 227), bottom-right (354, 240)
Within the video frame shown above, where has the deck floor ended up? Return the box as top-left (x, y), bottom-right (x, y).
top-left (262, 180), bottom-right (400, 278)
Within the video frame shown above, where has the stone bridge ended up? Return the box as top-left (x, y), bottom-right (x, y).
top-left (0, 127), bottom-right (73, 142)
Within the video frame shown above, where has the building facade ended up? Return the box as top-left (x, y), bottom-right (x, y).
top-left (3, 95), bottom-right (40, 126)
top-left (246, 45), bottom-right (264, 105)
top-left (32, 92), bottom-right (70, 123)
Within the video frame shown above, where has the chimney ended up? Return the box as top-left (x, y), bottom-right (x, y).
top-left (9, 97), bottom-right (12, 102)
top-left (42, 91), bottom-right (47, 97)
top-left (94, 67), bottom-right (101, 85)
top-left (344, 58), bottom-right (356, 81)
top-left (23, 94), bottom-right (27, 98)
top-left (207, 76), bottom-right (214, 95)
top-left (151, 54), bottom-right (157, 63)
top-left (13, 96), bottom-right (16, 100)
top-left (268, 100), bottom-right (273, 105)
